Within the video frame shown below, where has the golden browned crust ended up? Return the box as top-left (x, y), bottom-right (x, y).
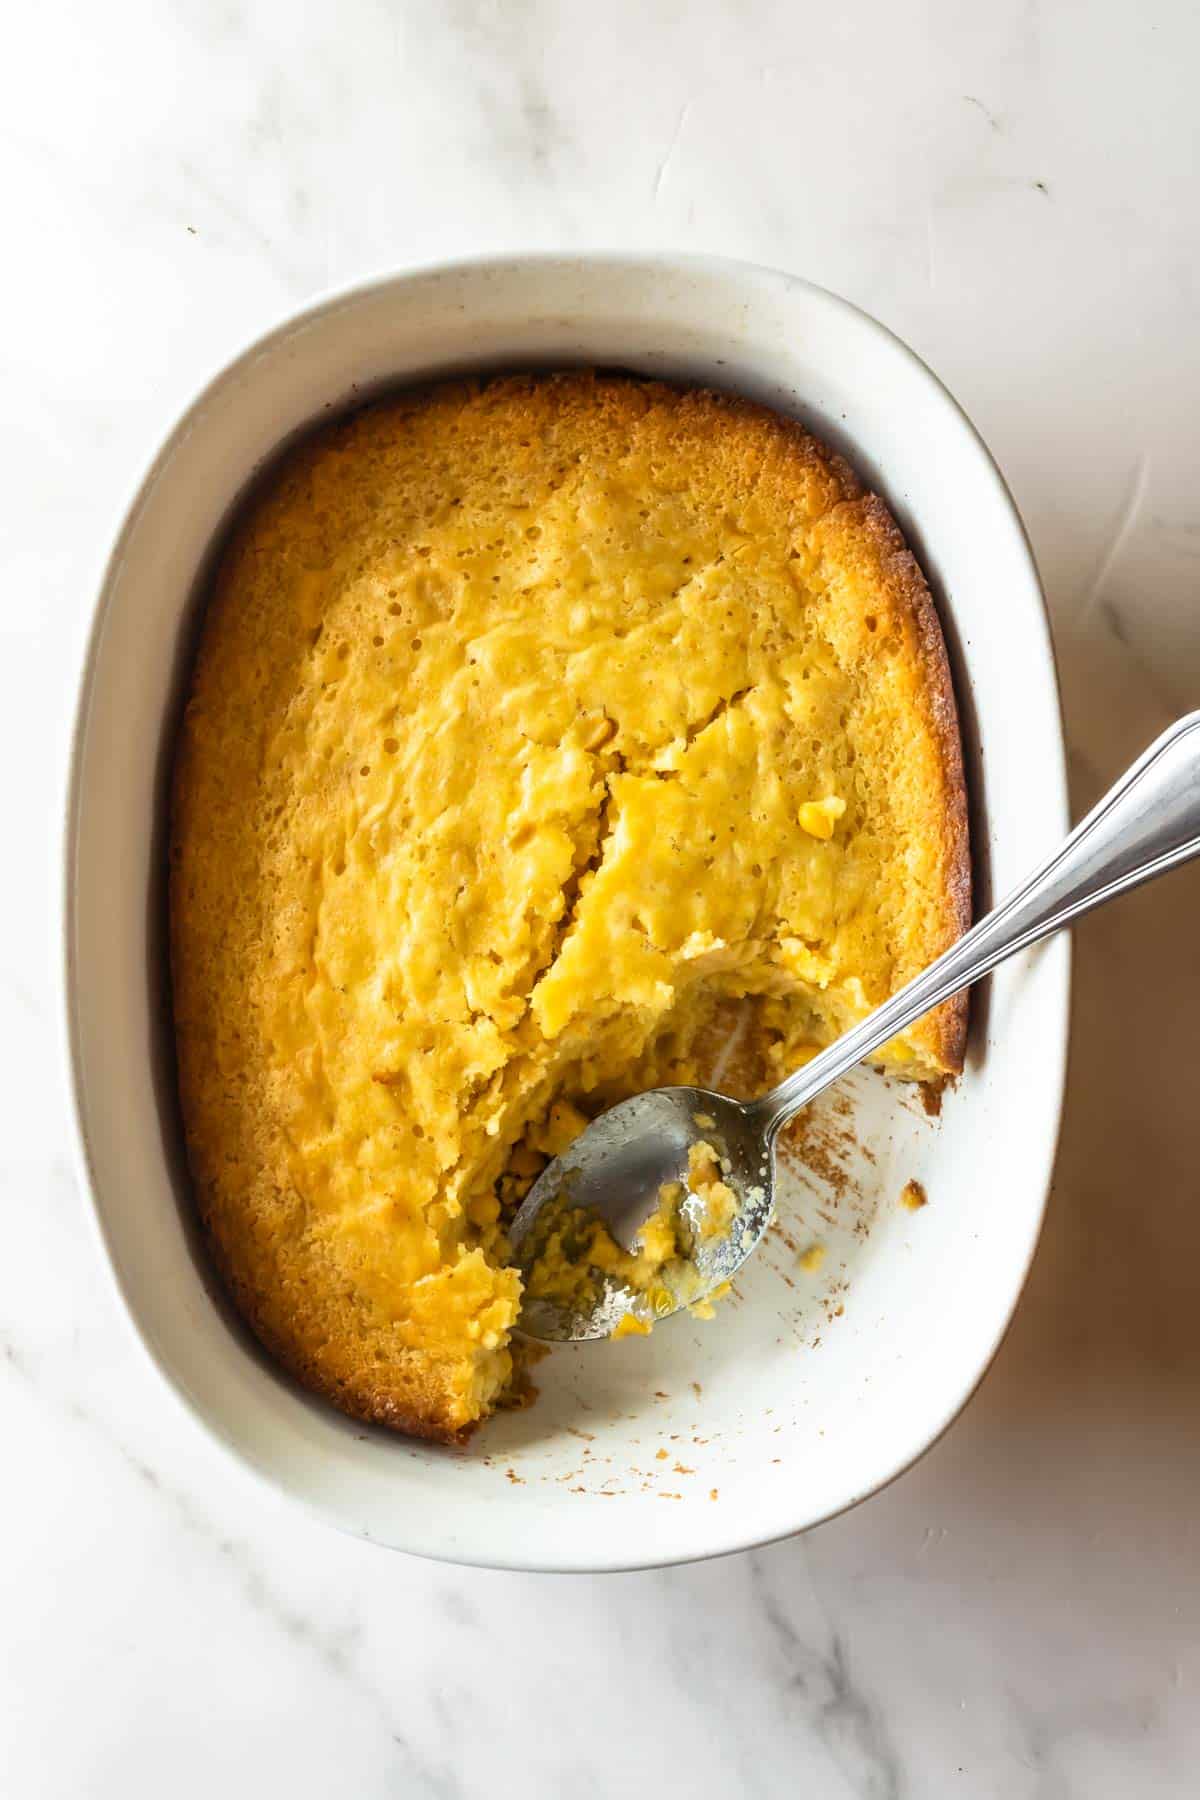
top-left (194, 1215), bottom-right (475, 1443)
top-left (171, 370), bottom-right (970, 1441)
top-left (837, 494), bottom-right (971, 1072)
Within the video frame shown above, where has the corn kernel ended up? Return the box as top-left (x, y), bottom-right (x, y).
top-left (798, 796), bottom-right (846, 840)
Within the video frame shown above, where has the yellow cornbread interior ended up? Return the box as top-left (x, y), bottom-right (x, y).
top-left (170, 372), bottom-right (967, 1442)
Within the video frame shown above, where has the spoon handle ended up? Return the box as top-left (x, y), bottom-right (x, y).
top-left (752, 711), bottom-right (1200, 1143)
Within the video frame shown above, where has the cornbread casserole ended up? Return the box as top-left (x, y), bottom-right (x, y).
top-left (170, 372), bottom-right (969, 1442)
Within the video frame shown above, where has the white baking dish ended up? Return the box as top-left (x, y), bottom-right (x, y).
top-left (62, 255), bottom-right (1069, 1570)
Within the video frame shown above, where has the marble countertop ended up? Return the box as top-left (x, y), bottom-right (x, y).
top-left (5, 1), bottom-right (1200, 1793)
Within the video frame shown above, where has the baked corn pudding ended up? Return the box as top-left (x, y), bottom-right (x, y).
top-left (170, 372), bottom-right (969, 1443)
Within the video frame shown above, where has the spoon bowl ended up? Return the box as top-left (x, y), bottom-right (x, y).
top-left (508, 1086), bottom-right (775, 1341)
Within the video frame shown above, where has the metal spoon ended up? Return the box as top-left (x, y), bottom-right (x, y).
top-left (510, 712), bottom-right (1200, 1341)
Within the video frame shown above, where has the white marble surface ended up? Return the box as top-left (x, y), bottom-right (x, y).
top-left (4, 1), bottom-right (1200, 1793)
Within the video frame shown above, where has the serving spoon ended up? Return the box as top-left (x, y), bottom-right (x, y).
top-left (509, 712), bottom-right (1200, 1341)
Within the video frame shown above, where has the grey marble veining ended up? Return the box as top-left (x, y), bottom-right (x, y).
top-left (4, 0), bottom-right (1200, 1794)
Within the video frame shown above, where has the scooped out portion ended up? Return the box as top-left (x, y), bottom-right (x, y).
top-left (170, 371), bottom-right (969, 1443)
top-left (520, 1139), bottom-right (740, 1339)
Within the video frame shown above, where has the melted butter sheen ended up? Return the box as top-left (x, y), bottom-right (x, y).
top-left (170, 373), bottom-right (965, 1440)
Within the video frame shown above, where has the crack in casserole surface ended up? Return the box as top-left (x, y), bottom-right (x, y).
top-left (170, 373), bottom-right (969, 1442)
